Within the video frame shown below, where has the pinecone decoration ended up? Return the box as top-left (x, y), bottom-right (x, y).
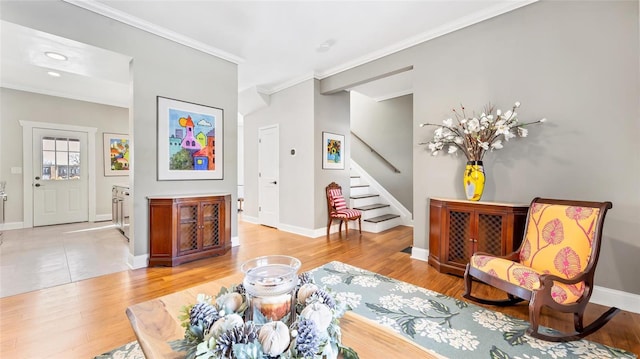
top-left (298, 272), bottom-right (314, 286)
top-left (189, 302), bottom-right (219, 329)
top-left (214, 322), bottom-right (259, 358)
top-left (295, 319), bottom-right (320, 358)
top-left (312, 288), bottom-right (336, 309)
top-left (234, 283), bottom-right (246, 296)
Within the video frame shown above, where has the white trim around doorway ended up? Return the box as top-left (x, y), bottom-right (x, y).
top-left (20, 120), bottom-right (98, 228)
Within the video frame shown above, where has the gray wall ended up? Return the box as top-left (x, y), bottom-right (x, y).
top-left (321, 1), bottom-right (640, 294)
top-left (244, 80), bottom-right (316, 229)
top-left (313, 80), bottom-right (351, 229)
top-left (0, 89), bottom-right (129, 223)
top-left (244, 79), bottom-right (351, 233)
top-left (1, 0), bottom-right (238, 258)
top-left (350, 92), bottom-right (413, 212)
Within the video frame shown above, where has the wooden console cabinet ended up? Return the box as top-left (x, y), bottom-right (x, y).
top-left (148, 194), bottom-right (231, 267)
top-left (428, 198), bottom-right (529, 276)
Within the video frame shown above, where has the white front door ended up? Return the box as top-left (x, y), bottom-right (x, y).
top-left (258, 125), bottom-right (279, 228)
top-left (32, 128), bottom-right (89, 226)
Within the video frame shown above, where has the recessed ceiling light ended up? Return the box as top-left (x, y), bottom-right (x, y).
top-left (45, 52), bottom-right (68, 61)
top-left (47, 71), bottom-right (61, 77)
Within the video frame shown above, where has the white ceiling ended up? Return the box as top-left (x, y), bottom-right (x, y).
top-left (0, 0), bottom-right (535, 108)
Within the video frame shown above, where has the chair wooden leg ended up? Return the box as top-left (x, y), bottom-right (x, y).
top-left (338, 221), bottom-right (343, 237)
top-left (358, 217), bottom-right (361, 233)
top-left (345, 220), bottom-right (349, 237)
top-left (526, 291), bottom-right (620, 342)
top-left (327, 218), bottom-right (332, 237)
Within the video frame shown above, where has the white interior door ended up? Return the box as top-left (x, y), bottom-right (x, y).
top-left (32, 128), bottom-right (89, 226)
top-left (258, 125), bottom-right (279, 228)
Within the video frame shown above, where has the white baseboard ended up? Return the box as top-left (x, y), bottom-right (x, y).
top-left (591, 285), bottom-right (640, 314)
top-left (0, 221), bottom-right (24, 231)
top-left (128, 253), bottom-right (148, 269)
top-left (410, 247), bottom-right (429, 261)
top-left (231, 236), bottom-right (239, 247)
top-left (278, 222), bottom-right (319, 238)
top-left (241, 215), bottom-right (259, 224)
top-left (408, 247), bottom-right (639, 314)
top-left (95, 213), bottom-right (112, 222)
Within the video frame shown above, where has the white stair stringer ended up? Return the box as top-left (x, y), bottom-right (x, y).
top-left (348, 160), bottom-right (413, 233)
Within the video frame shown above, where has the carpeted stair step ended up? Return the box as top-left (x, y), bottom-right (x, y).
top-left (364, 213), bottom-right (400, 223)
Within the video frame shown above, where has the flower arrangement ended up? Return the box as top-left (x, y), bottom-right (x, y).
top-left (419, 102), bottom-right (546, 161)
top-left (169, 272), bottom-right (358, 359)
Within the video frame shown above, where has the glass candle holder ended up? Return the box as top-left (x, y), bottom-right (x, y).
top-left (241, 255), bottom-right (301, 326)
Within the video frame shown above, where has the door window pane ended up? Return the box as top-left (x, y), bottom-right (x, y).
top-left (42, 151), bottom-right (55, 166)
top-left (68, 139), bottom-right (80, 152)
top-left (41, 137), bottom-right (81, 180)
top-left (42, 138), bottom-right (56, 151)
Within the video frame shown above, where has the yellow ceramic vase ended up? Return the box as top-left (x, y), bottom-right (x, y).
top-left (464, 161), bottom-right (485, 201)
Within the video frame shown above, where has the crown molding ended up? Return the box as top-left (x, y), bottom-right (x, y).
top-left (61, 0), bottom-right (535, 95)
top-left (62, 0), bottom-right (244, 65)
top-left (315, 0), bottom-right (538, 80)
top-left (262, 71), bottom-right (317, 95)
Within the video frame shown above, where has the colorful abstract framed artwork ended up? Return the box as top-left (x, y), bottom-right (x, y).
top-left (322, 132), bottom-right (345, 170)
top-left (103, 133), bottom-right (130, 176)
top-left (157, 96), bottom-right (224, 180)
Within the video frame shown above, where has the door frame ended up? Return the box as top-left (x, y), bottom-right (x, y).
top-left (20, 120), bottom-right (97, 228)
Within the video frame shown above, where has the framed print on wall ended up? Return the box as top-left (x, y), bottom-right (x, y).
top-left (322, 131), bottom-right (345, 170)
top-left (103, 133), bottom-right (129, 176)
top-left (157, 96), bottom-right (224, 180)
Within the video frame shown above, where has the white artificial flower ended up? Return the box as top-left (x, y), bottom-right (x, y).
top-left (454, 137), bottom-right (464, 144)
top-left (448, 146), bottom-right (458, 154)
top-left (479, 142), bottom-right (489, 150)
top-left (496, 109), bottom-right (502, 116)
top-left (431, 150), bottom-right (439, 156)
top-left (443, 118), bottom-right (453, 127)
top-left (503, 110), bottom-right (513, 119)
top-left (491, 140), bottom-right (503, 150)
top-left (486, 114), bottom-right (494, 120)
top-left (514, 101), bottom-right (521, 108)
top-left (467, 118), bottom-right (480, 132)
top-left (540, 118), bottom-right (547, 123)
top-left (503, 131), bottom-right (516, 141)
top-left (428, 143), bottom-right (437, 151)
top-left (434, 127), bottom-right (443, 137)
top-left (518, 127), bottom-right (528, 137)
top-left (460, 118), bottom-right (467, 124)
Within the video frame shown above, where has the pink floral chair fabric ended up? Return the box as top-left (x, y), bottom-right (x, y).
top-left (463, 198), bottom-right (618, 341)
top-left (326, 182), bottom-right (362, 237)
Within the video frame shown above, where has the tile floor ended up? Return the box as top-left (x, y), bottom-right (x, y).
top-left (0, 221), bottom-right (130, 298)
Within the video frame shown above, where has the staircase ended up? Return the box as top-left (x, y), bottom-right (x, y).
top-left (349, 174), bottom-right (403, 233)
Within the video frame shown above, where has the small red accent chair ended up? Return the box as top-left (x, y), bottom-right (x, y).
top-left (326, 182), bottom-right (361, 237)
top-left (463, 197), bottom-right (619, 341)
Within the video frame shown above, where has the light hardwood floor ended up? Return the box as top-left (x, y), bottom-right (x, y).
top-left (1, 221), bottom-right (638, 358)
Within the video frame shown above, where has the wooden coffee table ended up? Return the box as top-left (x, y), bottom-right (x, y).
top-left (126, 272), bottom-right (444, 359)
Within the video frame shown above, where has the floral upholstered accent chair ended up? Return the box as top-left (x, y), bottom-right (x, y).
top-left (463, 197), bottom-right (618, 342)
top-left (326, 182), bottom-right (362, 237)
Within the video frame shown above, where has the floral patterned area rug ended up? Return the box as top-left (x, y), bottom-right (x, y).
top-left (96, 261), bottom-right (636, 359)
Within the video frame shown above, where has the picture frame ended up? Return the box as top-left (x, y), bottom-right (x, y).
top-left (322, 132), bottom-right (345, 170)
top-left (157, 96), bottom-right (224, 180)
top-left (103, 132), bottom-right (130, 176)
